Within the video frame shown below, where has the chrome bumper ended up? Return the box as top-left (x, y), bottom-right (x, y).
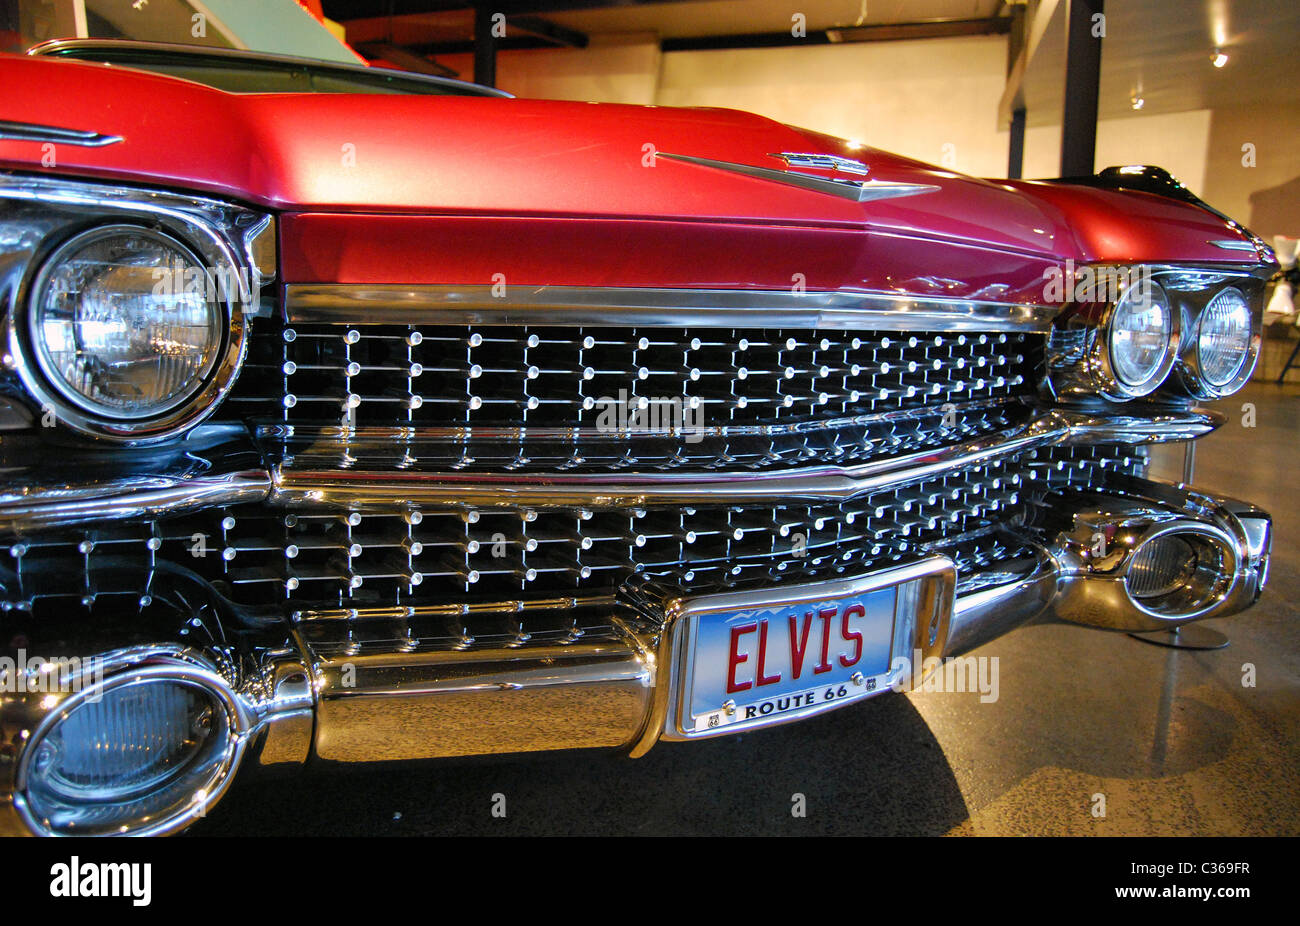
top-left (0, 476), bottom-right (1271, 835)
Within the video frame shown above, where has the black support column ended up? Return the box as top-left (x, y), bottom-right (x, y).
top-left (1006, 3), bottom-right (1027, 179)
top-left (1060, 0), bottom-right (1104, 176)
top-left (1008, 108), bottom-right (1027, 179)
top-left (473, 5), bottom-right (497, 88)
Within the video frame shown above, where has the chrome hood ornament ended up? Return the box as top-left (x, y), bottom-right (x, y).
top-left (656, 150), bottom-right (939, 203)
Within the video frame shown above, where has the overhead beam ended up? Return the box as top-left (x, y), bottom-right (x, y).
top-left (508, 14), bottom-right (588, 48)
top-left (353, 42), bottom-right (460, 77)
top-left (324, 0), bottom-right (686, 19)
top-left (827, 17), bottom-right (1012, 43)
top-left (998, 0), bottom-right (1062, 127)
top-left (662, 17), bottom-right (1010, 53)
top-left (1060, 0), bottom-right (1104, 176)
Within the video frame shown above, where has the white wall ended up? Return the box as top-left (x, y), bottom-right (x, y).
top-left (654, 35), bottom-right (1012, 179)
top-left (1020, 110), bottom-right (1213, 193)
top-left (462, 31), bottom-right (1294, 236)
top-left (440, 33), bottom-right (662, 106)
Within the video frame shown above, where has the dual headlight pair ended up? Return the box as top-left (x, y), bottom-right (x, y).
top-left (1087, 275), bottom-right (1258, 401)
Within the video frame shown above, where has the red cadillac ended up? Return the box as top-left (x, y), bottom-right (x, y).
top-left (0, 3), bottom-right (1274, 835)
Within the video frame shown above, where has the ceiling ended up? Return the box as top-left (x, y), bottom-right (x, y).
top-left (528, 0), bottom-right (1003, 40)
top-left (1010, 0), bottom-right (1300, 126)
top-left (323, 0), bottom-right (1298, 128)
top-left (325, 0), bottom-right (1008, 47)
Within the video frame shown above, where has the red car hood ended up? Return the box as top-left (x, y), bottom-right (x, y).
top-left (1, 55), bottom-right (1057, 243)
top-left (0, 53), bottom-right (1255, 295)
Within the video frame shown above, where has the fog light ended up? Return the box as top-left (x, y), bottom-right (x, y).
top-left (1127, 534), bottom-right (1198, 599)
top-left (1124, 528), bottom-right (1234, 618)
top-left (17, 662), bottom-right (248, 836)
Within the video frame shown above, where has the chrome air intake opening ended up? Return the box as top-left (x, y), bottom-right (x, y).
top-left (14, 659), bottom-right (250, 836)
top-left (1124, 525), bottom-right (1236, 620)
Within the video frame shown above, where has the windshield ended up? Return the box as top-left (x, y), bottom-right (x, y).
top-left (3, 1), bottom-right (504, 97)
top-left (30, 41), bottom-right (506, 95)
top-left (2, 0), bottom-right (356, 60)
top-left (7, 0), bottom-right (224, 50)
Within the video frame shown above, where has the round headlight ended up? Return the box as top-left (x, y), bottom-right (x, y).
top-left (28, 226), bottom-right (224, 421)
top-left (1197, 287), bottom-right (1252, 387)
top-left (1107, 281), bottom-right (1174, 395)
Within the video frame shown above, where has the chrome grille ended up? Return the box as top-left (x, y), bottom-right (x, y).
top-left (229, 321), bottom-right (1042, 472)
top-left (0, 445), bottom-right (1144, 615)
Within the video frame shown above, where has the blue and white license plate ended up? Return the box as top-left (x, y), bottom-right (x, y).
top-left (668, 558), bottom-right (956, 738)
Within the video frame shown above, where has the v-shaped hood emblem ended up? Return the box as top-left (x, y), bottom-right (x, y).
top-left (656, 151), bottom-right (940, 203)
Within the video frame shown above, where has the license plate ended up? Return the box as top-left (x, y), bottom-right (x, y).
top-left (666, 558), bottom-right (956, 738)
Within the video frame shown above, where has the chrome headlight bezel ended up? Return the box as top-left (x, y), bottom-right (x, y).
top-left (0, 172), bottom-right (273, 442)
top-left (1175, 285), bottom-right (1261, 400)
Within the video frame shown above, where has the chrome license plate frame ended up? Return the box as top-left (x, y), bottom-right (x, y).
top-left (661, 556), bottom-right (956, 740)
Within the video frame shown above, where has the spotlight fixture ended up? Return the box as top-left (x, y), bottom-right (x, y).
top-left (1212, 48), bottom-right (1229, 68)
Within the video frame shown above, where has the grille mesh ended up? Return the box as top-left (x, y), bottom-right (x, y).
top-left (230, 321), bottom-right (1041, 472)
top-left (0, 318), bottom-right (1139, 624)
top-left (0, 445), bottom-right (1144, 615)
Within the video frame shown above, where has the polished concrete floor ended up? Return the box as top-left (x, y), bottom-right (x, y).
top-left (193, 383), bottom-right (1300, 836)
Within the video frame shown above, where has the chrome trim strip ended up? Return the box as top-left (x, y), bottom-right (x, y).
top-left (270, 408), bottom-right (1223, 510)
top-left (0, 409), bottom-right (1220, 528)
top-left (292, 594), bottom-right (616, 624)
top-left (0, 470), bottom-right (271, 533)
top-left (1209, 238), bottom-right (1262, 252)
top-left (656, 152), bottom-right (939, 203)
top-left (285, 284), bottom-right (1058, 333)
top-left (0, 119), bottom-right (122, 147)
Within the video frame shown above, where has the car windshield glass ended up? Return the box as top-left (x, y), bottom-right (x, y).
top-left (3, 0), bottom-right (234, 50)
top-left (3, 0), bottom-right (501, 97)
top-left (32, 45), bottom-right (500, 95)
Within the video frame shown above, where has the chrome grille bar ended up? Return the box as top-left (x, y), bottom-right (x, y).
top-left (284, 284), bottom-right (1058, 332)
